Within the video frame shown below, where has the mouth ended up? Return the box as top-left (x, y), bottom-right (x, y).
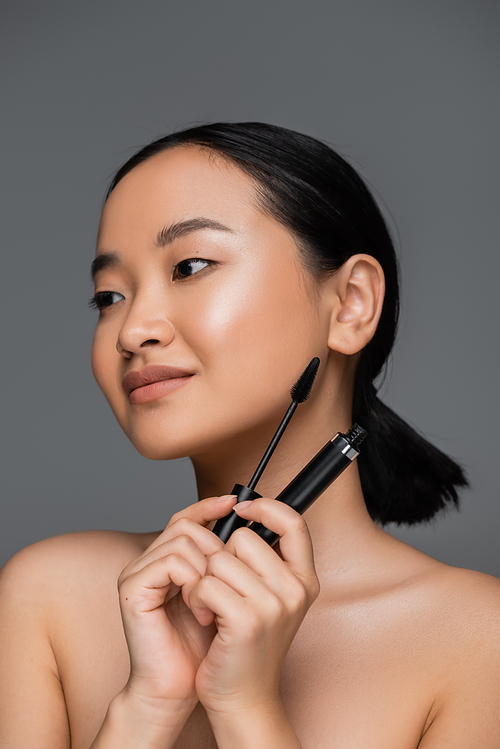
top-left (123, 365), bottom-right (194, 405)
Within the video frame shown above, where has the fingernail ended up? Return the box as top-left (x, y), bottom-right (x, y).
top-left (216, 494), bottom-right (237, 501)
top-left (234, 500), bottom-right (252, 511)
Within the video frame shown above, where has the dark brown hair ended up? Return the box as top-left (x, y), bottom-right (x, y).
top-left (106, 122), bottom-right (468, 525)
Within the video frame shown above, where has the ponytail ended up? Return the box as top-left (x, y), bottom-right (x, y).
top-left (106, 122), bottom-right (469, 524)
top-left (353, 383), bottom-right (468, 525)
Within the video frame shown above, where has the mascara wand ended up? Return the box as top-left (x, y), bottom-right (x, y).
top-left (213, 357), bottom-right (320, 543)
top-left (247, 356), bottom-right (320, 490)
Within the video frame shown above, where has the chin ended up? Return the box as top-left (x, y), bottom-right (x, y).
top-left (120, 398), bottom-right (286, 463)
top-left (125, 420), bottom-right (221, 461)
top-left (128, 433), bottom-right (192, 461)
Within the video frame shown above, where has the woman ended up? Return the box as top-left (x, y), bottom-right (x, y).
top-left (1, 123), bottom-right (499, 749)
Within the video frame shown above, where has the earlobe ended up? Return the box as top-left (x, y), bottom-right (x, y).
top-left (327, 254), bottom-right (385, 355)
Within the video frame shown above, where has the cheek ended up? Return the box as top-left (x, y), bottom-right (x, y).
top-left (195, 271), bottom-right (269, 350)
top-left (90, 331), bottom-right (104, 388)
top-left (91, 327), bottom-right (124, 416)
top-left (180, 265), bottom-right (321, 388)
top-left (180, 266), bottom-right (288, 354)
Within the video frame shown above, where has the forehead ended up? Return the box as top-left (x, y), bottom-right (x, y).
top-left (98, 146), bottom-right (260, 241)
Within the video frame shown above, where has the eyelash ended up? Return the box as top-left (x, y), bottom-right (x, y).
top-left (88, 258), bottom-right (213, 311)
top-left (172, 258), bottom-right (212, 280)
top-left (88, 291), bottom-right (124, 312)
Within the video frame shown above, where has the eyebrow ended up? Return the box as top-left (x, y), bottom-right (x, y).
top-left (154, 217), bottom-right (233, 247)
top-left (90, 251), bottom-right (119, 283)
top-left (91, 218), bottom-right (233, 283)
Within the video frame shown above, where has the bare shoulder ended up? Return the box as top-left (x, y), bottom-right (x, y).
top-left (384, 540), bottom-right (500, 655)
top-left (0, 531), bottom-right (160, 748)
top-left (0, 528), bottom-right (160, 639)
top-left (1, 528), bottom-right (159, 590)
top-left (373, 531), bottom-right (500, 634)
top-left (430, 562), bottom-right (500, 668)
top-left (420, 559), bottom-right (500, 634)
top-left (412, 563), bottom-right (500, 746)
top-left (399, 557), bottom-right (500, 742)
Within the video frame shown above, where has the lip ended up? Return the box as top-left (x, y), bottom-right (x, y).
top-left (123, 365), bottom-right (194, 404)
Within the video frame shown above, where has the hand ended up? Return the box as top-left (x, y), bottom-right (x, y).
top-left (188, 498), bottom-right (320, 716)
top-left (116, 494), bottom-right (236, 717)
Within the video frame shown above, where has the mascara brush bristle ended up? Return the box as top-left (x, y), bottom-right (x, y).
top-left (290, 357), bottom-right (320, 403)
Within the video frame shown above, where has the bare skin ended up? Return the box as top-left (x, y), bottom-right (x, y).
top-left (1, 146), bottom-right (499, 748)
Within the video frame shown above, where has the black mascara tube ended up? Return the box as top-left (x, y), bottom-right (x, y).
top-left (249, 424), bottom-right (367, 546)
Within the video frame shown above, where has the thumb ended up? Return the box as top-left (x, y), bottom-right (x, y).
top-left (171, 494), bottom-right (237, 528)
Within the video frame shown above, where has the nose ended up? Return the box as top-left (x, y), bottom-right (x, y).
top-left (116, 294), bottom-right (175, 358)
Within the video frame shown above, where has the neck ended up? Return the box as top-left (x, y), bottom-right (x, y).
top-left (190, 387), bottom-right (383, 587)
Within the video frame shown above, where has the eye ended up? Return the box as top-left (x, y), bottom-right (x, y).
top-left (88, 291), bottom-right (125, 312)
top-left (173, 258), bottom-right (212, 280)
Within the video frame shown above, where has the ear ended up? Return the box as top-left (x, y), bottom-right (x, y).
top-left (327, 254), bottom-right (385, 355)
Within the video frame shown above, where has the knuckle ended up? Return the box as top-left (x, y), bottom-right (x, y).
top-left (169, 516), bottom-right (192, 534)
top-left (207, 548), bottom-right (227, 571)
top-left (265, 594), bottom-right (286, 621)
top-left (160, 550), bottom-right (185, 571)
top-left (287, 581), bottom-right (308, 611)
top-left (211, 547), bottom-right (227, 560)
top-left (197, 575), bottom-right (215, 596)
top-left (290, 512), bottom-right (308, 533)
top-left (172, 533), bottom-right (194, 550)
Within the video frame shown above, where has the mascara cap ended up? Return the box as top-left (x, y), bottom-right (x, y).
top-left (231, 483), bottom-right (263, 504)
top-left (212, 484), bottom-right (262, 543)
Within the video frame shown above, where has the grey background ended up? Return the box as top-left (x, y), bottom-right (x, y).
top-left (1, 0), bottom-right (499, 573)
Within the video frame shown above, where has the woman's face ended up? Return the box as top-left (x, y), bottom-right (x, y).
top-left (91, 146), bottom-right (336, 460)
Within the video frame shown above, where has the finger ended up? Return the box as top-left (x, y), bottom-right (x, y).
top-left (233, 498), bottom-right (317, 586)
top-left (121, 532), bottom-right (210, 583)
top-left (142, 495), bottom-right (237, 557)
top-left (119, 553), bottom-right (204, 615)
top-left (189, 575), bottom-right (250, 629)
top-left (170, 494), bottom-right (237, 528)
top-left (224, 526), bottom-right (309, 608)
top-left (205, 548), bottom-right (279, 606)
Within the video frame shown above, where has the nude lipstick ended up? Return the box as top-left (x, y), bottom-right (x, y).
top-left (123, 365), bottom-right (193, 405)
